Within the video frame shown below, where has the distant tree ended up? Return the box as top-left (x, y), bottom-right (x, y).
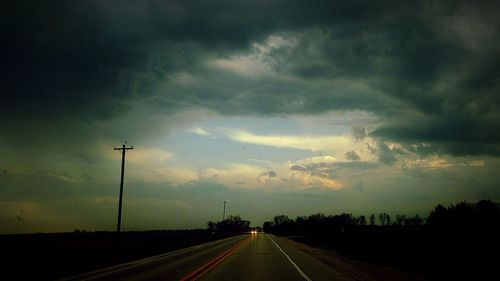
top-left (352, 216), bottom-right (359, 225)
top-left (369, 214), bottom-right (376, 225)
top-left (337, 213), bottom-right (354, 225)
top-left (413, 215), bottom-right (423, 225)
top-left (308, 213), bottom-right (326, 223)
top-left (272, 215), bottom-right (296, 234)
top-left (273, 215), bottom-right (291, 226)
top-left (378, 213), bottom-right (391, 226)
top-left (427, 204), bottom-right (448, 226)
top-left (359, 215), bottom-right (367, 226)
top-left (404, 215), bottom-right (423, 226)
top-left (427, 201), bottom-right (476, 227)
top-left (396, 214), bottom-right (406, 226)
top-left (207, 221), bottom-right (216, 232)
top-left (212, 215), bottom-right (250, 233)
top-left (475, 199), bottom-right (500, 226)
top-left (263, 221), bottom-right (273, 233)
top-left (295, 216), bottom-right (307, 233)
top-left (452, 201), bottom-right (475, 225)
top-left (378, 213), bottom-right (386, 226)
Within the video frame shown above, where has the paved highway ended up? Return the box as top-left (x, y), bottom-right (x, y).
top-left (63, 233), bottom-right (352, 281)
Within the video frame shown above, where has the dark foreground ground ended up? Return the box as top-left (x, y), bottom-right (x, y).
top-left (2, 227), bottom-right (499, 280)
top-left (285, 225), bottom-right (500, 281)
top-left (0, 230), bottom-right (233, 280)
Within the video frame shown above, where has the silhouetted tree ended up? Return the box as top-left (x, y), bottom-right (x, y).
top-left (396, 214), bottom-right (406, 226)
top-left (428, 200), bottom-right (500, 229)
top-left (295, 216), bottom-right (307, 233)
top-left (273, 215), bottom-right (291, 226)
top-left (263, 221), bottom-right (273, 233)
top-left (475, 199), bottom-right (500, 226)
top-left (379, 213), bottom-right (386, 226)
top-left (427, 204), bottom-right (448, 226)
top-left (369, 214), bottom-right (376, 225)
top-left (259, 199), bottom-right (500, 281)
top-left (207, 221), bottom-right (216, 232)
top-left (272, 215), bottom-right (296, 234)
top-left (209, 215), bottom-right (250, 233)
top-left (377, 213), bottom-right (391, 226)
top-left (358, 215), bottom-right (367, 226)
top-left (404, 215), bottom-right (423, 226)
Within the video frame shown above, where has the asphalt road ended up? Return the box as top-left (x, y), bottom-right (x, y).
top-left (63, 233), bottom-right (352, 281)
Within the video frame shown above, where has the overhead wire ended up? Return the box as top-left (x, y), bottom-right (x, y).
top-left (1, 95), bottom-right (116, 147)
top-left (30, 92), bottom-right (125, 145)
top-left (1, 94), bottom-right (175, 169)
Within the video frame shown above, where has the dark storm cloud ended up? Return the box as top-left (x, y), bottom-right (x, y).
top-left (345, 151), bottom-right (361, 161)
top-left (352, 127), bottom-right (367, 141)
top-left (1, 1), bottom-right (500, 155)
top-left (257, 170), bottom-right (277, 182)
top-left (0, 0), bottom-right (380, 115)
top-left (375, 142), bottom-right (402, 166)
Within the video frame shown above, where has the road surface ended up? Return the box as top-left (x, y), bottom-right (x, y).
top-left (63, 233), bottom-right (352, 281)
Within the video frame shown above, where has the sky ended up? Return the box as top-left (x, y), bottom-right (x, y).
top-left (1, 0), bottom-right (500, 233)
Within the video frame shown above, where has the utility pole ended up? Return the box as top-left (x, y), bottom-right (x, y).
top-left (114, 143), bottom-right (133, 232)
top-left (222, 200), bottom-right (227, 221)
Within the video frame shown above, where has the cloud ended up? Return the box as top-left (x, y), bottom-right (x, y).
top-left (345, 151), bottom-right (361, 161)
top-left (187, 127), bottom-right (211, 136)
top-left (287, 155), bottom-right (381, 190)
top-left (226, 130), bottom-right (351, 151)
top-left (289, 171), bottom-right (343, 190)
top-left (376, 142), bottom-right (400, 165)
top-left (211, 56), bottom-right (274, 77)
top-left (290, 161), bottom-right (380, 174)
top-left (2, 0), bottom-right (500, 233)
top-left (293, 155), bottom-right (336, 164)
top-left (365, 141), bottom-right (406, 165)
top-left (2, 1), bottom-right (500, 157)
top-left (261, 170), bottom-right (277, 178)
top-left (257, 170), bottom-right (278, 182)
top-left (352, 126), bottom-right (367, 141)
top-left (199, 164), bottom-right (271, 188)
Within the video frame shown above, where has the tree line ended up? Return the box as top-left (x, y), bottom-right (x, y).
top-left (263, 199), bottom-right (500, 235)
top-left (207, 215), bottom-right (251, 234)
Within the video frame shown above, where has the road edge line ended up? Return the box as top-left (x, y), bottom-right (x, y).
top-left (268, 234), bottom-right (313, 281)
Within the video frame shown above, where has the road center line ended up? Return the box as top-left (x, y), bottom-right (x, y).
top-left (179, 236), bottom-right (248, 281)
top-left (268, 234), bottom-right (313, 281)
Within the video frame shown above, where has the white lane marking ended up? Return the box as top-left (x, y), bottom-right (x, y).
top-left (267, 234), bottom-right (313, 281)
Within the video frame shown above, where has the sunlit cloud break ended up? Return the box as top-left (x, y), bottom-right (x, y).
top-left (226, 130), bottom-right (351, 151)
top-left (187, 127), bottom-right (211, 136)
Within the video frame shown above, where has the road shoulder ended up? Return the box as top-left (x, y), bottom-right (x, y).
top-left (276, 236), bottom-right (427, 281)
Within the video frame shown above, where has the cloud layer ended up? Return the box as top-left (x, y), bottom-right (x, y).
top-left (2, 1), bottom-right (500, 233)
top-left (2, 0), bottom-right (500, 156)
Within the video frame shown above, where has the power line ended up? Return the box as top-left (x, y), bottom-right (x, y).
top-left (0, 95), bottom-right (115, 147)
top-left (23, 95), bottom-right (167, 172)
top-left (30, 93), bottom-right (124, 144)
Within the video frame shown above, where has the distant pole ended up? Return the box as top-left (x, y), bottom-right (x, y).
top-left (223, 201), bottom-right (227, 221)
top-left (114, 143), bottom-right (134, 232)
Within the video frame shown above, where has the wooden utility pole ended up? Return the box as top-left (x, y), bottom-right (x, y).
top-left (222, 200), bottom-right (227, 221)
top-left (114, 144), bottom-right (133, 232)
